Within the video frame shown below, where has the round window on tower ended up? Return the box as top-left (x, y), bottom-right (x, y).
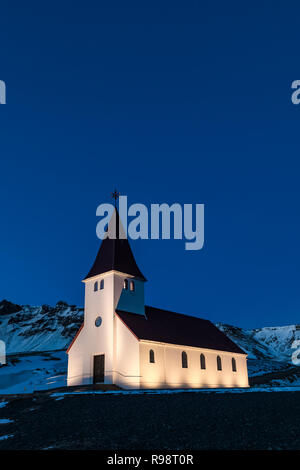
top-left (95, 316), bottom-right (102, 327)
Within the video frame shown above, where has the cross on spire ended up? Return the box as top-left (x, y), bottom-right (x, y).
top-left (111, 189), bottom-right (120, 207)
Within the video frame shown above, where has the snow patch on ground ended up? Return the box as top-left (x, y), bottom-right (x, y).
top-left (0, 350), bottom-right (67, 394)
top-left (0, 434), bottom-right (13, 441)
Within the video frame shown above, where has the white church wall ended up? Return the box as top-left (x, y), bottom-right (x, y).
top-left (139, 342), bottom-right (166, 388)
top-left (139, 341), bottom-right (249, 389)
top-left (114, 315), bottom-right (140, 389)
top-left (68, 272), bottom-right (117, 386)
top-left (67, 352), bottom-right (84, 386)
top-left (67, 270), bottom-right (143, 387)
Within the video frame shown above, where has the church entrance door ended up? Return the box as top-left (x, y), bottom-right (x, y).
top-left (93, 354), bottom-right (105, 383)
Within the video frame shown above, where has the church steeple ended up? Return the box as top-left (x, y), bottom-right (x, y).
top-left (84, 208), bottom-right (146, 281)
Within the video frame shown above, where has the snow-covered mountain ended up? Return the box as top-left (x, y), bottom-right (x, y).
top-left (216, 323), bottom-right (300, 363)
top-left (217, 322), bottom-right (300, 380)
top-left (0, 300), bottom-right (83, 354)
top-left (0, 299), bottom-right (299, 393)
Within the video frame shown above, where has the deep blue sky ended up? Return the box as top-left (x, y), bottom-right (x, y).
top-left (0, 1), bottom-right (300, 328)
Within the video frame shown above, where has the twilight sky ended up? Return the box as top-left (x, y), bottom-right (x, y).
top-left (0, 1), bottom-right (300, 328)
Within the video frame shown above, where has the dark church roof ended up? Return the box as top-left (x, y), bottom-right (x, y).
top-left (84, 209), bottom-right (146, 281)
top-left (116, 306), bottom-right (246, 354)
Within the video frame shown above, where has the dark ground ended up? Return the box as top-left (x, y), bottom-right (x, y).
top-left (0, 391), bottom-right (299, 450)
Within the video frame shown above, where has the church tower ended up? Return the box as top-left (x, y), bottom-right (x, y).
top-left (67, 208), bottom-right (146, 387)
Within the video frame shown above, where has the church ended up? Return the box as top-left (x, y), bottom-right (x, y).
top-left (67, 208), bottom-right (249, 389)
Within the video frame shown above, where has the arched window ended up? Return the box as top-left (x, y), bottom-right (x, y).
top-left (232, 357), bottom-right (237, 372)
top-left (100, 279), bottom-right (104, 290)
top-left (149, 349), bottom-right (155, 363)
top-left (217, 355), bottom-right (222, 371)
top-left (123, 279), bottom-right (128, 290)
top-left (130, 281), bottom-right (135, 292)
top-left (94, 281), bottom-right (98, 292)
top-left (200, 353), bottom-right (206, 370)
top-left (182, 351), bottom-right (188, 368)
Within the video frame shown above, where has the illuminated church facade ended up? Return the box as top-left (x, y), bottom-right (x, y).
top-left (67, 210), bottom-right (249, 389)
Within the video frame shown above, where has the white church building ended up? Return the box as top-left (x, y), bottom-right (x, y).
top-left (67, 209), bottom-right (249, 389)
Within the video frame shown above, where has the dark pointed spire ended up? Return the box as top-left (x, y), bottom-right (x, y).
top-left (84, 208), bottom-right (146, 281)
